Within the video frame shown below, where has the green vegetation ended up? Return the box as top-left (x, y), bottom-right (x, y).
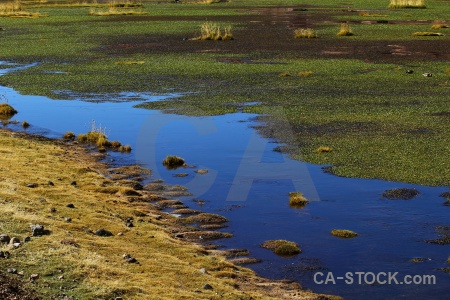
top-left (0, 0), bottom-right (449, 186)
top-left (261, 240), bottom-right (301, 256)
top-left (331, 229), bottom-right (358, 238)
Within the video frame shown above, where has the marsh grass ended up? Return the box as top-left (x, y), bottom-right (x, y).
top-left (89, 1), bottom-right (146, 16)
top-left (21, 120), bottom-right (30, 128)
top-left (315, 146), bottom-right (333, 153)
top-left (359, 12), bottom-right (387, 17)
top-left (162, 155), bottom-right (186, 169)
top-left (63, 132), bottom-right (76, 141)
top-left (193, 22), bottom-right (233, 40)
top-left (412, 31), bottom-right (444, 36)
top-left (337, 22), bottom-right (353, 36)
top-left (294, 28), bottom-right (318, 39)
top-left (331, 229), bottom-right (358, 238)
top-left (0, 0), bottom-right (44, 18)
top-left (431, 20), bottom-right (448, 29)
top-left (289, 192), bottom-right (309, 207)
top-left (0, 103), bottom-right (17, 116)
top-left (114, 61), bottom-right (145, 65)
top-left (388, 0), bottom-right (426, 9)
top-left (261, 240), bottom-right (301, 256)
top-left (298, 71), bottom-right (314, 77)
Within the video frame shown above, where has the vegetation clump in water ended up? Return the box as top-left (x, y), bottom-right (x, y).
top-left (261, 240), bottom-right (301, 256)
top-left (162, 155), bottom-right (186, 169)
top-left (331, 229), bottom-right (358, 238)
top-left (382, 188), bottom-right (420, 200)
top-left (0, 103), bottom-right (17, 117)
top-left (289, 192), bottom-right (309, 207)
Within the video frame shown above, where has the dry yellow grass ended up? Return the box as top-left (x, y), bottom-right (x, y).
top-left (294, 28), bottom-right (318, 39)
top-left (0, 129), bottom-right (335, 299)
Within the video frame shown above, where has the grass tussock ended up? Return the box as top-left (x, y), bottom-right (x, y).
top-left (188, 0), bottom-right (224, 4)
top-left (89, 1), bottom-right (146, 16)
top-left (289, 192), bottom-right (309, 207)
top-left (77, 120), bottom-right (130, 153)
top-left (193, 22), bottom-right (233, 40)
top-left (382, 188), bottom-right (420, 200)
top-left (412, 32), bottom-right (444, 36)
top-left (331, 229), bottom-right (358, 238)
top-left (62, 132), bottom-right (76, 141)
top-left (298, 71), bottom-right (314, 77)
top-left (162, 155), bottom-right (186, 169)
top-left (0, 103), bottom-right (17, 116)
top-left (0, 0), bottom-right (44, 18)
top-left (359, 12), bottom-right (387, 17)
top-left (294, 28), bottom-right (318, 39)
top-left (261, 240), bottom-right (301, 256)
top-left (315, 146), bottom-right (333, 153)
top-left (431, 20), bottom-right (448, 29)
top-left (21, 121), bottom-right (30, 128)
top-left (337, 22), bottom-right (353, 36)
top-left (388, 0), bottom-right (426, 9)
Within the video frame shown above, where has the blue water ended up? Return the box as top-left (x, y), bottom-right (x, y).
top-left (1, 62), bottom-right (449, 299)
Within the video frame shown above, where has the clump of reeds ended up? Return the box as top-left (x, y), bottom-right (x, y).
top-left (76, 120), bottom-right (131, 153)
top-left (388, 0), bottom-right (426, 9)
top-left (193, 22), bottom-right (233, 40)
top-left (331, 229), bottom-right (358, 238)
top-left (289, 192), bottom-right (309, 207)
top-left (337, 22), bottom-right (354, 36)
top-left (21, 121), bottom-right (30, 128)
top-left (294, 28), bottom-right (318, 39)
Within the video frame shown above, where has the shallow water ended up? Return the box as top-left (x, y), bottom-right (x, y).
top-left (1, 62), bottom-right (449, 299)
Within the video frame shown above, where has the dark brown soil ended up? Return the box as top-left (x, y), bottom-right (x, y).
top-left (94, 5), bottom-right (449, 64)
top-left (0, 273), bottom-right (41, 300)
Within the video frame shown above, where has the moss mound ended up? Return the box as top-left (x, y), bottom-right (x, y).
top-left (261, 240), bottom-right (301, 256)
top-left (0, 103), bottom-right (17, 116)
top-left (331, 229), bottom-right (358, 238)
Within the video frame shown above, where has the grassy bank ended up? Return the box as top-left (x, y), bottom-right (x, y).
top-left (0, 0), bottom-right (449, 185)
top-left (0, 128), bottom-right (336, 299)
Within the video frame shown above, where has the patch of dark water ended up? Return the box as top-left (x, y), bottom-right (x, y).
top-left (1, 62), bottom-right (450, 299)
